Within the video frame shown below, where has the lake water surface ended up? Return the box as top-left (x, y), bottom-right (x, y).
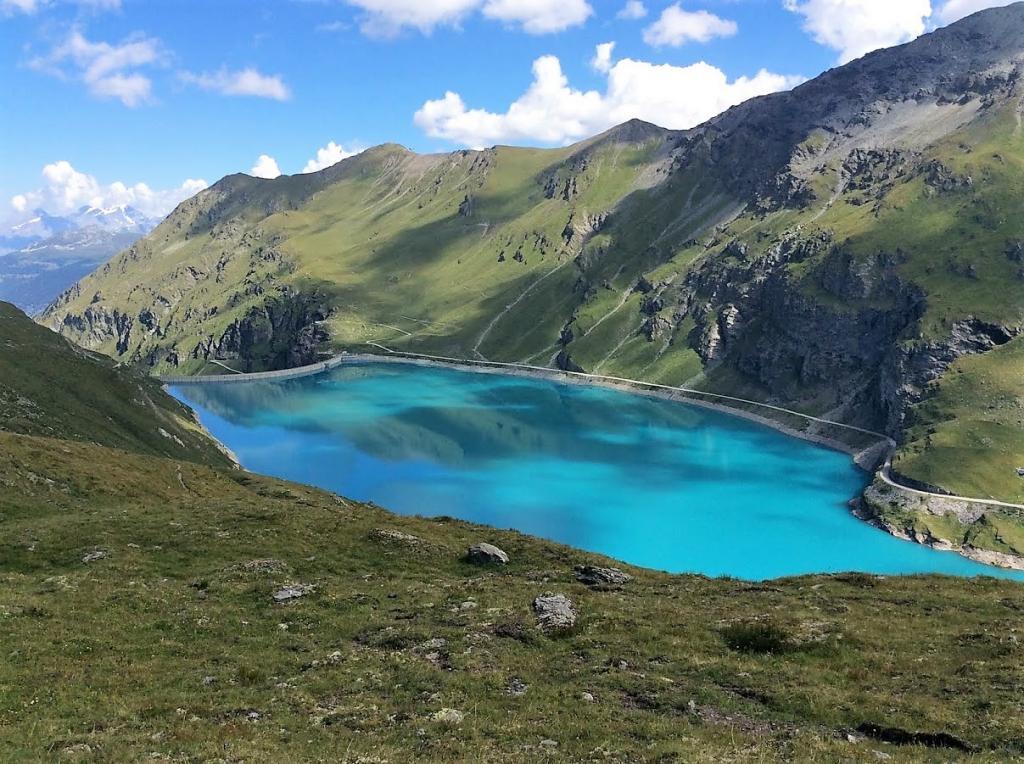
top-left (172, 361), bottom-right (1023, 581)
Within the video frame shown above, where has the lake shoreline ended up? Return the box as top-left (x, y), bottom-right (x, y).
top-left (165, 349), bottom-right (1024, 576)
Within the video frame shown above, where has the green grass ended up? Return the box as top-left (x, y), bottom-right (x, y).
top-left (0, 302), bottom-right (231, 467)
top-left (894, 334), bottom-right (1024, 503)
top-left (4, 429), bottom-right (1024, 762)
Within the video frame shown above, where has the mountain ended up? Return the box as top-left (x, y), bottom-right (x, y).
top-left (0, 209), bottom-right (77, 253)
top-left (0, 205), bottom-right (157, 314)
top-left (3, 296), bottom-right (1024, 760)
top-left (43, 7), bottom-right (1024, 538)
top-left (68, 203), bottom-right (155, 233)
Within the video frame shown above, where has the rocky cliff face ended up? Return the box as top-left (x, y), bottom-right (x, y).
top-left (186, 291), bottom-right (331, 372)
top-left (881, 317), bottom-right (1022, 437)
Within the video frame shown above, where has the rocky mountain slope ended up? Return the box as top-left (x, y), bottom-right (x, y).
top-left (4, 300), bottom-right (1024, 762)
top-left (45, 6), bottom-right (1024, 511)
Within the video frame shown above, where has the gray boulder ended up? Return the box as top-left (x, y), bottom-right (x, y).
top-left (466, 542), bottom-right (509, 565)
top-left (532, 593), bottom-right (577, 634)
top-left (574, 564), bottom-right (632, 588)
top-left (369, 528), bottom-right (421, 545)
top-left (273, 584), bottom-right (314, 603)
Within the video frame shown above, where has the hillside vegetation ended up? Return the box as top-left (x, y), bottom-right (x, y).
top-left (3, 308), bottom-right (1024, 761)
top-left (43, 9), bottom-right (1024, 519)
top-left (0, 301), bottom-right (231, 467)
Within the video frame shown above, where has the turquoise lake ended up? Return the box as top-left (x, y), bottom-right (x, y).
top-left (172, 361), bottom-right (1023, 581)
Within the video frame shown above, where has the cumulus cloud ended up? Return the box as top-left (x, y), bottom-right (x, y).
top-left (643, 3), bottom-right (737, 47)
top-left (414, 45), bottom-right (802, 148)
top-left (28, 29), bottom-right (164, 106)
top-left (343, 0), bottom-right (592, 37)
top-left (617, 0), bottom-right (646, 20)
top-left (301, 141), bottom-right (360, 173)
top-left (591, 41), bottom-right (614, 73)
top-left (8, 160), bottom-right (207, 220)
top-left (480, 0), bottom-right (591, 33)
top-left (933, 0), bottom-right (1015, 23)
top-left (179, 67), bottom-right (291, 100)
top-left (784, 0), bottom-right (932, 63)
top-left (344, 0), bottom-right (478, 36)
top-left (249, 154), bottom-right (282, 179)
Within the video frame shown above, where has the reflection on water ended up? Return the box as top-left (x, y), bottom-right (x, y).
top-left (173, 362), bottom-right (1024, 581)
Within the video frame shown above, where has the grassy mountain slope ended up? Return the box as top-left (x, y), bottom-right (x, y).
top-left (0, 301), bottom-right (232, 467)
top-left (895, 333), bottom-right (1024, 503)
top-left (6, 239), bottom-right (1024, 762)
top-left (2, 428), bottom-right (1024, 760)
top-left (44, 7), bottom-right (1024, 512)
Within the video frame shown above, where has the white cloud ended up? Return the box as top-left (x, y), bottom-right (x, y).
top-left (481, 0), bottom-right (592, 33)
top-left (9, 160), bottom-right (207, 220)
top-left (784, 0), bottom-right (932, 64)
top-left (643, 3), bottom-right (737, 47)
top-left (617, 0), bottom-right (646, 20)
top-left (343, 0), bottom-right (592, 37)
top-left (2, 0), bottom-right (120, 15)
top-left (414, 45), bottom-right (802, 148)
top-left (344, 0), bottom-right (482, 36)
top-left (249, 154), bottom-right (282, 179)
top-left (179, 67), bottom-right (291, 100)
top-left (28, 29), bottom-right (163, 107)
top-left (934, 0), bottom-right (1014, 23)
top-left (301, 141), bottom-right (360, 173)
top-left (591, 41), bottom-right (614, 73)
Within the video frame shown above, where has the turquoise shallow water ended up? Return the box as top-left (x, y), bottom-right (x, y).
top-left (172, 361), bottom-right (1024, 581)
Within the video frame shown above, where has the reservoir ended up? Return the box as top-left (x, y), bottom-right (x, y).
top-left (172, 361), bottom-right (1024, 581)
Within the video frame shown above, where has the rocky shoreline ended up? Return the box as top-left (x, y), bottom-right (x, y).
top-left (858, 479), bottom-right (1024, 572)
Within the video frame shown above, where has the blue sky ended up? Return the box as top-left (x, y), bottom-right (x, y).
top-left (0, 0), bottom-right (1012, 225)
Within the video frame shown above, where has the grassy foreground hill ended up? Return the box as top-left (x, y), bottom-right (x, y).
top-left (3, 299), bottom-right (1024, 762)
top-left (0, 301), bottom-right (232, 467)
top-left (42, 6), bottom-right (1024, 520)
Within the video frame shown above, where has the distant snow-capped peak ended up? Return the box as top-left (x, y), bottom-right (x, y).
top-left (1, 205), bottom-right (159, 255)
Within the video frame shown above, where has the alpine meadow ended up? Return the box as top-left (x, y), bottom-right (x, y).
top-left (3, 1), bottom-right (1024, 761)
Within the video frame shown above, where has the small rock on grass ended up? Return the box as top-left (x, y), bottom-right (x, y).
top-left (82, 549), bottom-right (108, 563)
top-left (466, 542), bottom-right (509, 565)
top-left (506, 678), bottom-right (528, 697)
top-left (532, 593), bottom-right (577, 635)
top-left (239, 558), bottom-right (289, 575)
top-left (273, 584), bottom-right (314, 603)
top-left (369, 528), bottom-right (421, 545)
top-left (574, 564), bottom-right (632, 588)
top-left (432, 708), bottom-right (464, 725)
